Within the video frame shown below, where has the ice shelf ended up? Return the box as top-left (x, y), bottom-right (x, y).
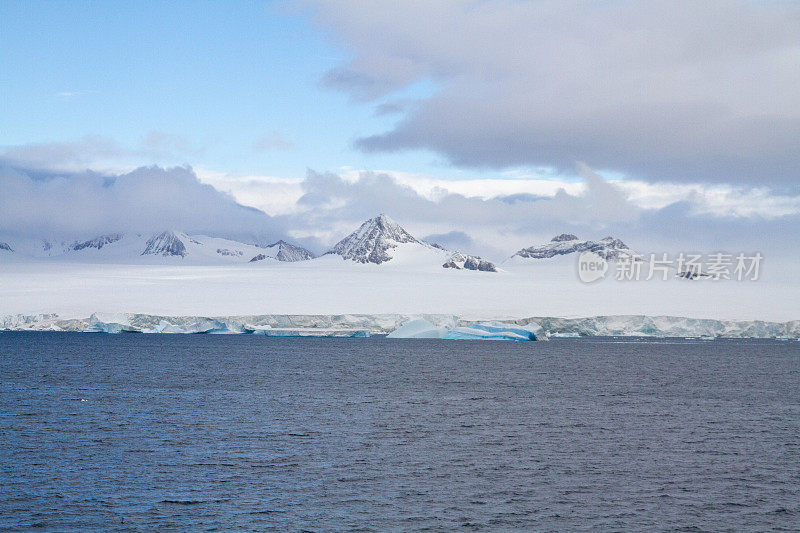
top-left (1, 312), bottom-right (798, 339)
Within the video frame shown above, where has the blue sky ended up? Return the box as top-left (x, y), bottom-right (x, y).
top-left (0, 0), bottom-right (457, 178)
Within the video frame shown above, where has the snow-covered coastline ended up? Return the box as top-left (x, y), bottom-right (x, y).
top-left (2, 216), bottom-right (796, 330)
top-left (2, 312), bottom-right (798, 339)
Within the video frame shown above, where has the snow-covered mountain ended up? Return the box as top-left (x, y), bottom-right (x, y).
top-left (326, 214), bottom-right (498, 272)
top-left (72, 233), bottom-right (123, 251)
top-left (0, 231), bottom-right (314, 265)
top-left (511, 234), bottom-right (636, 261)
top-left (443, 252), bottom-right (498, 272)
top-left (327, 214), bottom-right (418, 264)
top-left (142, 231), bottom-right (188, 257)
top-left (250, 240), bottom-right (315, 263)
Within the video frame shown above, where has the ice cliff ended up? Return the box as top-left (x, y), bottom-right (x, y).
top-left (2, 313), bottom-right (798, 339)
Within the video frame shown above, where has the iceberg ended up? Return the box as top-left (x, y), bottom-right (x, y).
top-left (87, 313), bottom-right (141, 333)
top-left (387, 319), bottom-right (449, 339)
top-left (443, 321), bottom-right (545, 341)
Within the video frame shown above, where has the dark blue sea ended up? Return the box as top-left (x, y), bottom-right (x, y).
top-left (1, 333), bottom-right (799, 532)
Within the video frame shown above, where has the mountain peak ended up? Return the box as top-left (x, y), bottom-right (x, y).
top-left (551, 233), bottom-right (579, 242)
top-left (513, 234), bottom-right (634, 261)
top-left (141, 231), bottom-right (187, 257)
top-left (72, 233), bottom-right (123, 251)
top-left (327, 214), bottom-right (419, 264)
top-left (264, 240), bottom-right (315, 262)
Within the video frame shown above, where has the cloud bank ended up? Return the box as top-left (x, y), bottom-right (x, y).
top-left (0, 162), bottom-right (285, 243)
top-left (309, 0), bottom-right (800, 185)
top-left (3, 156), bottom-right (799, 261)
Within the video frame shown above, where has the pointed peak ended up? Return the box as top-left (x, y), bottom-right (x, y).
top-left (328, 214), bottom-right (419, 264)
top-left (551, 233), bottom-right (579, 242)
top-left (367, 213), bottom-right (400, 229)
top-left (142, 230), bottom-right (187, 257)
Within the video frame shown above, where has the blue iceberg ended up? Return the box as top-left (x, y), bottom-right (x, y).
top-left (387, 319), bottom-right (449, 339)
top-left (442, 321), bottom-right (544, 341)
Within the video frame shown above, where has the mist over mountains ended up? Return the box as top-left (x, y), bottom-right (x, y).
top-left (2, 161), bottom-right (799, 262)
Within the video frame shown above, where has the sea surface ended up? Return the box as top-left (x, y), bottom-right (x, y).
top-left (1, 333), bottom-right (799, 532)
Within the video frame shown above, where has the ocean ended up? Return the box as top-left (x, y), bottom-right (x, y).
top-left (1, 333), bottom-right (798, 531)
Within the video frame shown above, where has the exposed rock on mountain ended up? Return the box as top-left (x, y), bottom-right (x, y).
top-left (72, 233), bottom-right (123, 251)
top-left (443, 252), bottom-right (498, 272)
top-left (142, 231), bottom-right (187, 257)
top-left (267, 240), bottom-right (315, 262)
top-left (512, 234), bottom-right (635, 261)
top-left (327, 214), bottom-right (419, 264)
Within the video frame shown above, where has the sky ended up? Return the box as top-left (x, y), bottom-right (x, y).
top-left (1, 0), bottom-right (799, 260)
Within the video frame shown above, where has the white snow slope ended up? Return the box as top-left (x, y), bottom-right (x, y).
top-left (0, 252), bottom-right (796, 323)
top-left (1, 218), bottom-right (796, 330)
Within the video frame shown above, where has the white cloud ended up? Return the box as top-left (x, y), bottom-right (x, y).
top-left (0, 164), bottom-right (285, 243)
top-left (0, 133), bottom-right (203, 174)
top-left (252, 131), bottom-right (294, 151)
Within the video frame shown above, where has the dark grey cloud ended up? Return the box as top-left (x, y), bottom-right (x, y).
top-left (310, 0), bottom-right (800, 185)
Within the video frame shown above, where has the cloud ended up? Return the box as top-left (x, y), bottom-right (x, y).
top-left (281, 166), bottom-right (642, 257)
top-left (142, 131), bottom-right (202, 158)
top-left (309, 0), bottom-right (800, 185)
top-left (0, 163), bottom-right (286, 243)
top-left (3, 156), bottom-right (799, 261)
top-left (0, 133), bottom-right (203, 173)
top-left (275, 166), bottom-right (800, 260)
top-left (0, 136), bottom-right (130, 171)
top-left (422, 230), bottom-right (473, 250)
top-left (54, 90), bottom-right (99, 100)
top-left (253, 131), bottom-right (294, 151)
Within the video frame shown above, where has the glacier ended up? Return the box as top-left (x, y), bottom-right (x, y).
top-left (386, 319), bottom-right (450, 339)
top-left (3, 313), bottom-right (797, 339)
top-left (442, 321), bottom-right (545, 341)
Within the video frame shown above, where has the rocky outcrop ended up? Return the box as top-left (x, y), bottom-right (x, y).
top-left (443, 252), bottom-right (498, 272)
top-left (72, 233), bottom-right (123, 251)
top-left (513, 234), bottom-right (634, 261)
top-left (327, 214), bottom-right (419, 264)
top-left (141, 231), bottom-right (187, 257)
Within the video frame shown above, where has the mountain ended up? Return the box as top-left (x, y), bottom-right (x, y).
top-left (73, 233), bottom-right (123, 251)
top-left (326, 214), bottom-right (498, 272)
top-left (327, 214), bottom-right (418, 264)
top-left (0, 230), bottom-right (314, 265)
top-left (512, 234), bottom-right (635, 261)
top-left (250, 240), bottom-right (315, 263)
top-left (443, 252), bottom-right (498, 272)
top-left (141, 231), bottom-right (188, 257)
